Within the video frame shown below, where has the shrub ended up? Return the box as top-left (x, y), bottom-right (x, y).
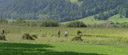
top-left (26, 21), bottom-right (37, 26)
top-left (66, 21), bottom-right (87, 27)
top-left (16, 17), bottom-right (26, 24)
top-left (11, 17), bottom-right (28, 26)
top-left (0, 18), bottom-right (8, 24)
top-left (40, 20), bottom-right (59, 27)
top-left (22, 33), bottom-right (37, 40)
top-left (120, 22), bottom-right (128, 28)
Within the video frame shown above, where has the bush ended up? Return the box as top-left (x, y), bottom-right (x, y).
top-left (10, 17), bottom-right (29, 26)
top-left (40, 20), bottom-right (59, 27)
top-left (27, 21), bottom-right (37, 26)
top-left (16, 17), bottom-right (26, 24)
top-left (120, 22), bottom-right (128, 28)
top-left (0, 18), bottom-right (8, 24)
top-left (66, 21), bottom-right (87, 27)
top-left (0, 34), bottom-right (6, 40)
top-left (22, 33), bottom-right (37, 40)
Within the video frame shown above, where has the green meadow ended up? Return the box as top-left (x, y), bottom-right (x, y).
top-left (0, 25), bottom-right (128, 55)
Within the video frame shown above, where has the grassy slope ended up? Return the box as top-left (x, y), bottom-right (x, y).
top-left (62, 14), bottom-right (128, 25)
top-left (62, 15), bottom-right (106, 25)
top-left (78, 16), bottom-right (106, 24)
top-left (108, 14), bottom-right (128, 23)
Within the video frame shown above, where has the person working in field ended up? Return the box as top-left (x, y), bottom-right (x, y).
top-left (65, 31), bottom-right (68, 37)
top-left (1, 29), bottom-right (5, 35)
top-left (58, 30), bottom-right (60, 38)
top-left (0, 29), bottom-right (6, 40)
top-left (77, 30), bottom-right (82, 36)
top-left (77, 30), bottom-right (83, 41)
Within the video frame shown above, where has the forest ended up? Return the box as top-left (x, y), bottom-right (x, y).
top-left (0, 0), bottom-right (128, 22)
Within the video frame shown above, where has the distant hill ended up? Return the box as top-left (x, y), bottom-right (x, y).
top-left (0, 0), bottom-right (128, 22)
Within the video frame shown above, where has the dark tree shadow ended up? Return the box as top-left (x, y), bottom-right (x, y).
top-left (0, 42), bottom-right (105, 55)
top-left (43, 52), bottom-right (104, 55)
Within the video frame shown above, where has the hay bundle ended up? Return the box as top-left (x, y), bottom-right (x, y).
top-left (31, 35), bottom-right (37, 39)
top-left (72, 35), bottom-right (83, 41)
top-left (72, 30), bottom-right (83, 41)
top-left (22, 33), bottom-right (37, 40)
top-left (0, 34), bottom-right (6, 40)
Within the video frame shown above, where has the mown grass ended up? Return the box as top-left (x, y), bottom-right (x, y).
top-left (0, 25), bottom-right (128, 55)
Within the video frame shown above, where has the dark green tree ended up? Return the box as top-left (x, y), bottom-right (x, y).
top-left (66, 21), bottom-right (87, 27)
top-left (0, 18), bottom-right (8, 24)
top-left (40, 20), bottom-right (59, 27)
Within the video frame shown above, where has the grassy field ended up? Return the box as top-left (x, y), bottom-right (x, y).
top-left (0, 25), bottom-right (128, 55)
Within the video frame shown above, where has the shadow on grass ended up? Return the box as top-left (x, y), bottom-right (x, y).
top-left (0, 42), bottom-right (105, 55)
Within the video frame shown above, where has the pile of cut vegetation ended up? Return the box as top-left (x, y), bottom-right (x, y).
top-left (0, 34), bottom-right (6, 40)
top-left (22, 33), bottom-right (37, 40)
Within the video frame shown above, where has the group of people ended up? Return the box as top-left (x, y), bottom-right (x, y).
top-left (58, 30), bottom-right (68, 38)
top-left (1, 29), bottom-right (82, 38)
top-left (58, 30), bottom-right (82, 38)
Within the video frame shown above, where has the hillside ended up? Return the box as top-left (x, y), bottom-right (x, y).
top-left (108, 14), bottom-right (128, 23)
top-left (62, 15), bottom-right (106, 24)
top-left (0, 0), bottom-right (128, 22)
top-left (78, 14), bottom-right (128, 24)
top-left (62, 14), bottom-right (128, 25)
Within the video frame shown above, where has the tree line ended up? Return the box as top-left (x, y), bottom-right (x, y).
top-left (1, 18), bottom-right (128, 28)
top-left (0, 17), bottom-right (87, 27)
